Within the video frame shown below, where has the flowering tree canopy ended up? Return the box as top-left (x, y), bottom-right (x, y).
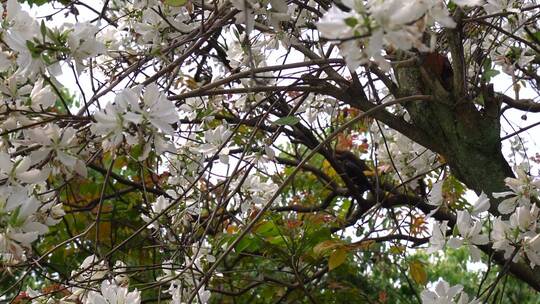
top-left (0, 0), bottom-right (540, 303)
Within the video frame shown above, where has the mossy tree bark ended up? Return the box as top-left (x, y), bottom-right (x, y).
top-left (390, 50), bottom-right (540, 290)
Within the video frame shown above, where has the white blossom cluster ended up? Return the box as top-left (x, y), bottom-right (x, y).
top-left (90, 84), bottom-right (177, 155)
top-left (25, 255), bottom-right (141, 303)
top-left (421, 279), bottom-right (479, 304)
top-left (0, 0), bottom-right (96, 265)
top-left (316, 0), bottom-right (465, 70)
top-left (315, 0), bottom-right (532, 73)
top-left (158, 252), bottom-right (214, 304)
top-left (427, 166), bottom-right (540, 273)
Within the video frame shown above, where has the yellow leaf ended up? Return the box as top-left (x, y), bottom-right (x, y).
top-left (185, 77), bottom-right (199, 88)
top-left (409, 260), bottom-right (427, 285)
top-left (437, 154), bottom-right (446, 164)
top-left (389, 245), bottom-right (405, 254)
top-left (322, 160), bottom-right (338, 179)
top-left (328, 248), bottom-right (347, 271)
top-left (226, 225), bottom-right (237, 234)
top-left (351, 240), bottom-right (375, 250)
top-left (363, 169), bottom-right (375, 177)
top-left (113, 156), bottom-right (127, 169)
top-left (313, 240), bottom-right (342, 256)
top-left (87, 222), bottom-right (112, 244)
top-left (164, 0), bottom-right (187, 6)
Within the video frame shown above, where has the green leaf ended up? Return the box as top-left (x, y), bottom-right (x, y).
top-left (164, 0), bottom-right (187, 6)
top-left (344, 17), bottom-right (358, 28)
top-left (526, 30), bottom-right (540, 44)
top-left (130, 144), bottom-right (143, 160)
top-left (255, 221), bottom-right (277, 236)
top-left (266, 235), bottom-right (286, 245)
top-left (234, 238), bottom-right (250, 253)
top-left (40, 20), bottom-right (47, 41)
top-left (235, 237), bottom-right (260, 253)
top-left (9, 206), bottom-right (22, 227)
top-left (26, 0), bottom-right (50, 6)
top-left (482, 69), bottom-right (500, 82)
top-left (481, 58), bottom-right (500, 82)
top-left (338, 200), bottom-right (351, 220)
top-left (328, 248), bottom-right (347, 271)
top-left (473, 94), bottom-right (484, 106)
top-left (452, 224), bottom-right (459, 237)
top-left (26, 40), bottom-right (41, 58)
top-left (273, 116), bottom-right (300, 126)
top-left (306, 227), bottom-right (331, 247)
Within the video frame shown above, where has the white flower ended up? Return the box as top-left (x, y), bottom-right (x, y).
top-left (91, 102), bottom-right (127, 151)
top-left (456, 211), bottom-right (488, 244)
top-left (471, 192), bottom-right (490, 216)
top-left (66, 22), bottom-right (105, 74)
top-left (448, 211), bottom-right (488, 261)
top-left (90, 95), bottom-right (138, 151)
top-left (428, 181), bottom-right (444, 207)
top-left (72, 255), bottom-right (108, 283)
top-left (29, 80), bottom-right (56, 110)
top-left (198, 289), bottom-right (211, 303)
top-left (0, 186), bottom-right (53, 262)
top-left (239, 175), bottom-right (278, 209)
top-left (26, 124), bottom-right (81, 171)
top-left (427, 221), bottom-right (448, 253)
top-left (493, 168), bottom-right (540, 214)
top-left (0, 228), bottom-right (39, 260)
top-left (152, 195), bottom-right (171, 214)
top-left (427, 2), bottom-right (456, 28)
top-left (505, 168), bottom-right (540, 193)
top-left (491, 217), bottom-right (516, 260)
top-left (524, 234), bottom-right (540, 268)
top-left (0, 74), bottom-right (32, 101)
top-left (141, 84), bottom-right (178, 135)
top-left (114, 261), bottom-right (129, 286)
top-left (35, 201), bottom-right (65, 226)
top-left (421, 280), bottom-right (463, 304)
top-left (452, 0), bottom-right (485, 6)
top-left (316, 0), bottom-right (458, 71)
top-left (167, 279), bottom-right (211, 304)
top-left (197, 124), bottom-right (232, 164)
top-left (0, 153), bottom-right (50, 185)
top-left (91, 85), bottom-right (178, 152)
top-left (426, 181), bottom-right (444, 217)
top-left (510, 205), bottom-right (538, 232)
top-left (339, 39), bottom-right (371, 71)
top-left (3, 0), bottom-right (44, 77)
top-left (421, 279), bottom-right (480, 304)
top-left (484, 0), bottom-right (519, 14)
top-left (0, 232), bottom-right (27, 262)
top-left (0, 51), bottom-right (12, 70)
top-left (315, 6), bottom-right (356, 40)
top-left (515, 49), bottom-right (535, 68)
top-left (85, 280), bottom-right (141, 304)
top-left (494, 191), bottom-right (519, 214)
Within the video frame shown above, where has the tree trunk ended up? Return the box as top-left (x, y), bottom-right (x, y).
top-left (393, 57), bottom-right (540, 291)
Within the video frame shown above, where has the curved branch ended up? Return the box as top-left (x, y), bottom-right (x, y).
top-left (500, 93), bottom-right (540, 112)
top-left (88, 163), bottom-right (169, 197)
top-left (275, 156), bottom-right (341, 191)
top-left (354, 234), bottom-right (429, 247)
